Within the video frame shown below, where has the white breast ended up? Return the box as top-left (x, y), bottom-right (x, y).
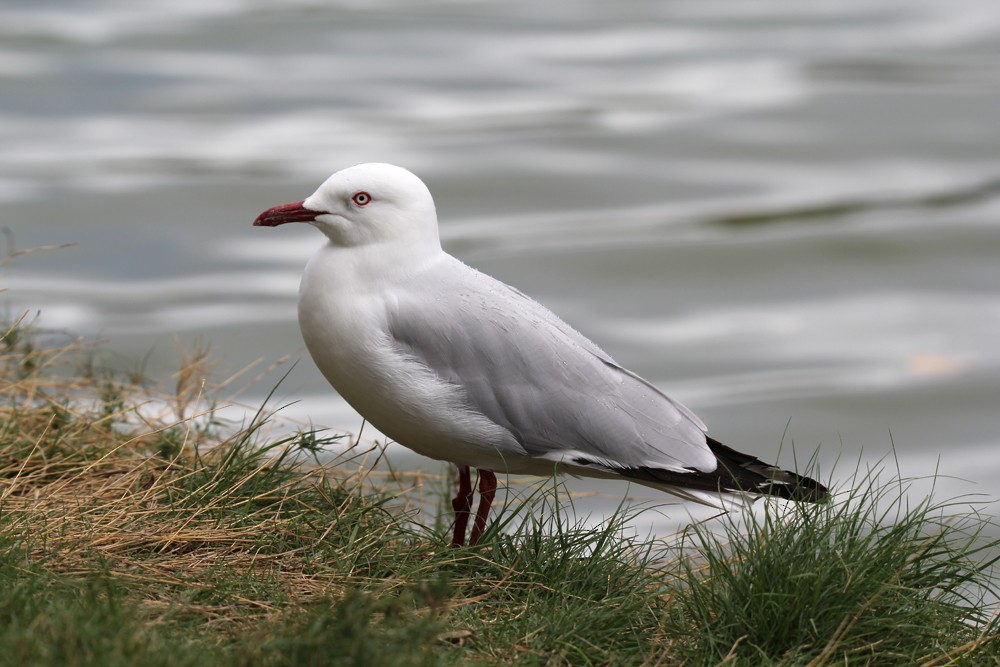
top-left (296, 244), bottom-right (519, 469)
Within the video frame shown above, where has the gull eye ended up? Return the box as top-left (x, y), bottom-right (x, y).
top-left (352, 191), bottom-right (372, 206)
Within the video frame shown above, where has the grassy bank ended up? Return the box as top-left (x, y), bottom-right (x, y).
top-left (1, 318), bottom-right (998, 666)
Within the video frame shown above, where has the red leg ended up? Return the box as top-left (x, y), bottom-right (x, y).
top-left (469, 469), bottom-right (497, 546)
top-left (450, 465), bottom-right (474, 547)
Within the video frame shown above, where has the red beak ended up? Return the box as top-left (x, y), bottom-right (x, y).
top-left (253, 201), bottom-right (320, 227)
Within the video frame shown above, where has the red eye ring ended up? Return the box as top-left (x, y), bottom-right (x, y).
top-left (352, 191), bottom-right (372, 206)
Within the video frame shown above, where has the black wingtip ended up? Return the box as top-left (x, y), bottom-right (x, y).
top-left (705, 436), bottom-right (829, 502)
top-left (610, 436), bottom-right (828, 504)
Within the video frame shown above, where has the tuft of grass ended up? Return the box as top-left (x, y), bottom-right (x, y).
top-left (1, 315), bottom-right (999, 666)
top-left (664, 465), bottom-right (1000, 665)
top-left (444, 488), bottom-right (674, 665)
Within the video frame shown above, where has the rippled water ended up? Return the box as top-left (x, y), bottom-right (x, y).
top-left (4, 0), bottom-right (1000, 527)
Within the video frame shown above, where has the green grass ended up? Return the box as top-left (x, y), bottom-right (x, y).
top-left (665, 469), bottom-right (1000, 665)
top-left (1, 317), bottom-right (998, 666)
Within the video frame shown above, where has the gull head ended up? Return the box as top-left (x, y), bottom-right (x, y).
top-left (253, 163), bottom-right (440, 249)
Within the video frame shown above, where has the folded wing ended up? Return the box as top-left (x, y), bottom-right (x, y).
top-left (387, 261), bottom-right (719, 476)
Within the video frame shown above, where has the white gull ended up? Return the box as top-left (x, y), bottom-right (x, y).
top-left (253, 163), bottom-right (827, 546)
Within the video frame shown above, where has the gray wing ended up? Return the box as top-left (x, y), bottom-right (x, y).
top-left (387, 260), bottom-right (717, 474)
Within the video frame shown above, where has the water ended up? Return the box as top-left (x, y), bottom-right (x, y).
top-left (4, 0), bottom-right (1000, 531)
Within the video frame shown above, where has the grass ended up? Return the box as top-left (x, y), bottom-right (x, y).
top-left (666, 470), bottom-right (1000, 665)
top-left (1, 315), bottom-right (999, 666)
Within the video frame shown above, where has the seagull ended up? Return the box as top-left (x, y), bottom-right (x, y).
top-left (253, 163), bottom-right (827, 546)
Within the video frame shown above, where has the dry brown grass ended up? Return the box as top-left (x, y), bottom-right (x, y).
top-left (0, 314), bottom-right (432, 636)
